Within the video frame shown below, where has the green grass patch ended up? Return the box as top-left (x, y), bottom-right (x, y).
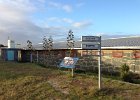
top-left (0, 61), bottom-right (140, 99)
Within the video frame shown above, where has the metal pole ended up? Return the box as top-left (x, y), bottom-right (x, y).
top-left (37, 51), bottom-right (38, 63)
top-left (72, 68), bottom-right (74, 77)
top-left (98, 36), bottom-right (101, 89)
top-left (30, 52), bottom-right (32, 63)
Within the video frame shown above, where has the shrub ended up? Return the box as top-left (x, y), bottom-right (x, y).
top-left (120, 64), bottom-right (133, 82)
top-left (120, 63), bottom-right (129, 74)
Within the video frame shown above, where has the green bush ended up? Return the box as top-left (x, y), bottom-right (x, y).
top-left (120, 63), bottom-right (129, 74)
top-left (120, 64), bottom-right (133, 82)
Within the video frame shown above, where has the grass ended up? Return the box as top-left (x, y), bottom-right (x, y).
top-left (0, 60), bottom-right (140, 100)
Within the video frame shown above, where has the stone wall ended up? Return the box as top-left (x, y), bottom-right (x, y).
top-left (75, 50), bottom-right (140, 73)
top-left (21, 49), bottom-right (140, 73)
top-left (102, 50), bottom-right (140, 73)
top-left (31, 50), bottom-right (65, 67)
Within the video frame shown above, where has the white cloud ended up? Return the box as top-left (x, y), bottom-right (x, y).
top-left (76, 2), bottom-right (85, 8)
top-left (0, 0), bottom-right (93, 46)
top-left (0, 0), bottom-right (45, 46)
top-left (47, 17), bottom-right (93, 31)
top-left (48, 1), bottom-right (73, 12)
top-left (48, 1), bottom-right (60, 8)
top-left (48, 17), bottom-right (61, 23)
top-left (37, 0), bottom-right (46, 3)
top-left (72, 21), bottom-right (92, 28)
top-left (0, 0), bottom-right (36, 12)
top-left (62, 5), bottom-right (72, 12)
top-left (0, 5), bottom-right (26, 22)
top-left (48, 17), bottom-right (73, 24)
top-left (62, 18), bottom-right (73, 24)
top-left (47, 17), bottom-right (93, 28)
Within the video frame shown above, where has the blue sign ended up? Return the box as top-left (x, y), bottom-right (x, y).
top-left (59, 57), bottom-right (79, 68)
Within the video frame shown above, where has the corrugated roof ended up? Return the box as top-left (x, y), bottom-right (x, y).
top-left (102, 36), bottom-right (140, 47)
top-left (54, 36), bottom-right (140, 48)
top-left (24, 36), bottom-right (140, 50)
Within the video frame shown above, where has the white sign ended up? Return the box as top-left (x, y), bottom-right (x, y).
top-left (59, 57), bottom-right (79, 68)
top-left (82, 44), bottom-right (100, 49)
top-left (82, 36), bottom-right (100, 42)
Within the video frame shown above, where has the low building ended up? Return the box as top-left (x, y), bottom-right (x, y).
top-left (1, 48), bottom-right (22, 61)
top-left (1, 36), bottom-right (140, 73)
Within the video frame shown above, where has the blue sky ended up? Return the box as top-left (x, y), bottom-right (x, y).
top-left (0, 0), bottom-right (140, 46)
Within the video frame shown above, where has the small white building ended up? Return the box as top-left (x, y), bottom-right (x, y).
top-left (8, 39), bottom-right (15, 48)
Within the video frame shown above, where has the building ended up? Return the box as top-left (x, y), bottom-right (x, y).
top-left (0, 38), bottom-right (21, 61)
top-left (1, 48), bottom-right (22, 61)
top-left (1, 36), bottom-right (140, 73)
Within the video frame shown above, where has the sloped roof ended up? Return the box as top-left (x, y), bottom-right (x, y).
top-left (26, 36), bottom-right (140, 50)
top-left (53, 41), bottom-right (81, 49)
top-left (53, 36), bottom-right (140, 49)
top-left (102, 36), bottom-right (140, 47)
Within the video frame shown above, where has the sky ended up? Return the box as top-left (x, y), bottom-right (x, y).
top-left (0, 0), bottom-right (140, 46)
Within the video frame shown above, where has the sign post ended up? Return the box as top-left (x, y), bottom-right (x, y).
top-left (72, 68), bottom-right (74, 77)
top-left (98, 36), bottom-right (101, 89)
top-left (82, 36), bottom-right (101, 89)
top-left (37, 51), bottom-right (38, 63)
